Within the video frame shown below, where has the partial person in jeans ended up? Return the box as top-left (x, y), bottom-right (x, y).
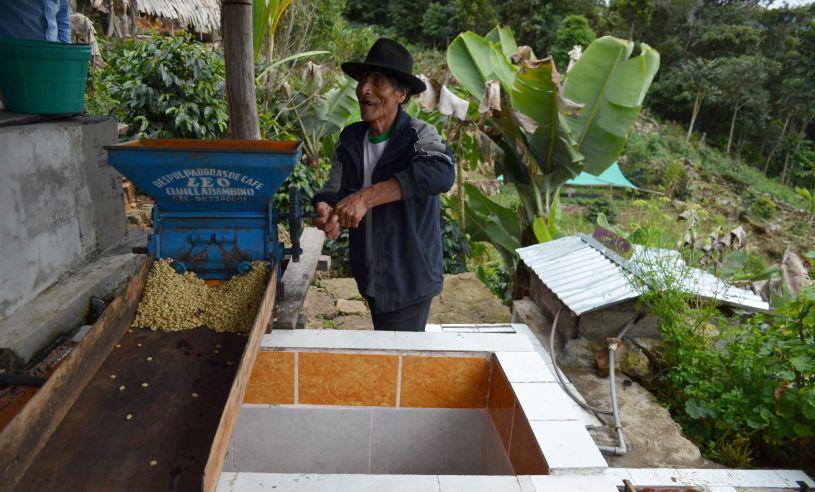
top-left (311, 38), bottom-right (455, 332)
top-left (0, 0), bottom-right (72, 43)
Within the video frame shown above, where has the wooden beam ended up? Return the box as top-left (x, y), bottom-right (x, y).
top-left (273, 227), bottom-right (326, 330)
top-left (222, 0), bottom-right (260, 140)
top-left (202, 261), bottom-right (279, 492)
top-left (0, 259), bottom-right (151, 489)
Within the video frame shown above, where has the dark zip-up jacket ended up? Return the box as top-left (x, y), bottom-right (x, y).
top-left (312, 109), bottom-right (455, 313)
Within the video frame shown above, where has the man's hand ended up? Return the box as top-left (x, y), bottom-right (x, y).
top-left (334, 191), bottom-right (370, 228)
top-left (312, 202), bottom-right (340, 239)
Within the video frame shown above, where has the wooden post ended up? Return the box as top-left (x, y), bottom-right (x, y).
top-left (222, 0), bottom-right (261, 140)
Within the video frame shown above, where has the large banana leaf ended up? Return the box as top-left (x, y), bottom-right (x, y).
top-left (486, 26), bottom-right (519, 60)
top-left (563, 36), bottom-right (660, 174)
top-left (449, 29), bottom-right (518, 103)
top-left (510, 58), bottom-right (584, 189)
top-left (463, 183), bottom-right (521, 257)
top-left (291, 76), bottom-right (359, 163)
top-left (316, 76), bottom-right (359, 135)
top-left (447, 32), bottom-right (496, 102)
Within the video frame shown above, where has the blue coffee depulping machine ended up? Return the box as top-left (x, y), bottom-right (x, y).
top-left (105, 139), bottom-right (307, 282)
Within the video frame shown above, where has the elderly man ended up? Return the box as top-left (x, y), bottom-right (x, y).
top-left (312, 38), bottom-right (455, 332)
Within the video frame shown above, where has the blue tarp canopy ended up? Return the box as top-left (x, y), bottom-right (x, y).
top-left (565, 162), bottom-right (638, 189)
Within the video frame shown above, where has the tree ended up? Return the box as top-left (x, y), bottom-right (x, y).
top-left (422, 2), bottom-right (462, 47)
top-left (387, 0), bottom-right (432, 41)
top-left (454, 0), bottom-right (499, 35)
top-left (609, 0), bottom-right (654, 40)
top-left (345, 0), bottom-right (388, 25)
top-left (690, 24), bottom-right (762, 58)
top-left (520, 6), bottom-right (559, 56)
top-left (549, 15), bottom-right (596, 70)
top-left (679, 57), bottom-right (721, 142)
top-left (712, 55), bottom-right (774, 154)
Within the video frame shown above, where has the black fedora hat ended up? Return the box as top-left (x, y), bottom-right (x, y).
top-left (341, 38), bottom-right (426, 95)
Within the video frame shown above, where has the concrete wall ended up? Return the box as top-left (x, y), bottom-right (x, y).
top-left (0, 116), bottom-right (126, 319)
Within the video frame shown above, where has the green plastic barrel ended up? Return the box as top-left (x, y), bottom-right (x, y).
top-left (0, 37), bottom-right (91, 115)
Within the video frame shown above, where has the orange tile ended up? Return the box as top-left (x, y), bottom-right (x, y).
top-left (299, 352), bottom-right (398, 406)
top-left (400, 355), bottom-right (490, 408)
top-left (509, 404), bottom-right (549, 475)
top-left (488, 359), bottom-right (515, 449)
top-left (243, 351), bottom-right (295, 404)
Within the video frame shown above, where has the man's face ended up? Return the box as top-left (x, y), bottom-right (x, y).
top-left (356, 71), bottom-right (406, 123)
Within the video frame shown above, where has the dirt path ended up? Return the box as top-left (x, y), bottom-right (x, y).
top-left (300, 273), bottom-right (511, 330)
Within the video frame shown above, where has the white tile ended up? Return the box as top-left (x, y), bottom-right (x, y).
top-left (216, 472), bottom-right (238, 492)
top-left (223, 473), bottom-right (440, 491)
top-left (495, 352), bottom-right (556, 383)
top-left (386, 332), bottom-right (534, 352)
top-left (708, 488), bottom-right (738, 492)
top-left (233, 406), bottom-right (371, 473)
top-left (529, 420), bottom-right (607, 474)
top-left (550, 384), bottom-right (603, 427)
top-left (442, 327), bottom-right (480, 333)
top-left (263, 329), bottom-right (525, 352)
top-left (438, 476), bottom-right (520, 492)
top-left (724, 469), bottom-right (789, 488)
top-left (262, 329), bottom-right (397, 350)
top-left (775, 469), bottom-right (815, 488)
top-left (509, 324), bottom-right (539, 339)
top-left (626, 468), bottom-right (681, 486)
top-left (675, 469), bottom-right (736, 487)
top-left (604, 467), bottom-right (632, 485)
top-left (516, 476), bottom-right (536, 492)
top-left (477, 325), bottom-right (517, 333)
top-left (513, 382), bottom-right (580, 421)
top-left (529, 475), bottom-right (618, 491)
top-left (370, 408), bottom-right (488, 475)
top-left (425, 324), bottom-right (443, 332)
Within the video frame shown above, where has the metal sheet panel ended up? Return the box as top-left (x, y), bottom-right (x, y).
top-left (517, 235), bottom-right (770, 315)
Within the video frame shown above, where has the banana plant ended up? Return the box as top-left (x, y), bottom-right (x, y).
top-left (284, 75), bottom-right (360, 167)
top-left (446, 27), bottom-right (659, 264)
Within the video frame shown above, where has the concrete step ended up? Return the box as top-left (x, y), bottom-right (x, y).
top-left (0, 231), bottom-right (146, 370)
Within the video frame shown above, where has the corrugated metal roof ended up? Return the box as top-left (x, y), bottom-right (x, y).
top-left (517, 234), bottom-right (770, 315)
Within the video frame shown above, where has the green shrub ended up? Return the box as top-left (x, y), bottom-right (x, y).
top-left (92, 33), bottom-right (229, 139)
top-left (632, 251), bottom-right (815, 469)
top-left (577, 196), bottom-right (617, 223)
top-left (475, 260), bottom-right (510, 304)
top-left (549, 15), bottom-right (596, 70)
top-left (274, 159), bottom-right (330, 219)
top-left (748, 193), bottom-right (776, 220)
top-left (621, 131), bottom-right (671, 189)
top-left (440, 206), bottom-right (471, 274)
top-left (663, 157), bottom-right (690, 199)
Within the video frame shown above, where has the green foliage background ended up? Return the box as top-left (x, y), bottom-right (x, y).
top-left (87, 33), bottom-right (229, 139)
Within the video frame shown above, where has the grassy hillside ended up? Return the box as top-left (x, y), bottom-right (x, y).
top-left (556, 118), bottom-right (814, 264)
